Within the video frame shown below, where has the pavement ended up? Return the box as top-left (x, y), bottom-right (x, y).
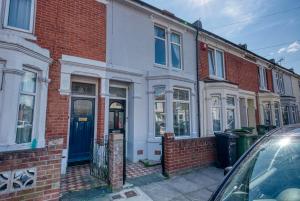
top-left (61, 166), bottom-right (224, 201)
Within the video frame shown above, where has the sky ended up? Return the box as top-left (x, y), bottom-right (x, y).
top-left (143, 0), bottom-right (300, 73)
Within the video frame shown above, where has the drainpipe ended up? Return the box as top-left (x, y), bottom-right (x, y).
top-left (194, 20), bottom-right (202, 138)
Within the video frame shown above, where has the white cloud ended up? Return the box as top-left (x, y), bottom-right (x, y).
top-left (278, 41), bottom-right (300, 54)
top-left (184, 0), bottom-right (214, 7)
top-left (216, 0), bottom-right (264, 36)
top-left (287, 41), bottom-right (300, 53)
top-left (278, 47), bottom-right (286, 54)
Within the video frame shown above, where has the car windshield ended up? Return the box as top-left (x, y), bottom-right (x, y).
top-left (218, 136), bottom-right (300, 201)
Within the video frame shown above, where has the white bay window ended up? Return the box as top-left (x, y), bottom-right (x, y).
top-left (211, 95), bottom-right (222, 132)
top-left (226, 96), bottom-right (236, 130)
top-left (173, 88), bottom-right (190, 137)
top-left (154, 86), bottom-right (166, 137)
top-left (16, 69), bottom-right (37, 144)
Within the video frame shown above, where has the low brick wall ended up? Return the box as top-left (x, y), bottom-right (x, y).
top-left (163, 133), bottom-right (216, 175)
top-left (0, 138), bottom-right (63, 201)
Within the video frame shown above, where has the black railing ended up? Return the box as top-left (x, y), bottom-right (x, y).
top-left (90, 140), bottom-right (109, 183)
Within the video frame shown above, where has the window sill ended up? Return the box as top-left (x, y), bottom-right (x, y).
top-left (171, 67), bottom-right (183, 72)
top-left (259, 88), bottom-right (270, 93)
top-left (0, 28), bottom-right (37, 41)
top-left (209, 75), bottom-right (225, 81)
top-left (154, 63), bottom-right (168, 69)
top-left (174, 135), bottom-right (192, 140)
top-left (0, 143), bottom-right (44, 153)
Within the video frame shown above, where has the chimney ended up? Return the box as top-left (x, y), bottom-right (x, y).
top-left (193, 20), bottom-right (202, 30)
top-left (239, 43), bottom-right (247, 50)
top-left (269, 58), bottom-right (276, 64)
top-left (289, 68), bottom-right (294, 72)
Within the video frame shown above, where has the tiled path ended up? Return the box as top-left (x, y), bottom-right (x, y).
top-left (126, 162), bottom-right (162, 179)
top-left (61, 166), bottom-right (223, 201)
top-left (61, 164), bottom-right (107, 195)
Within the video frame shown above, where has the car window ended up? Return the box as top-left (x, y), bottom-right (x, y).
top-left (217, 137), bottom-right (300, 201)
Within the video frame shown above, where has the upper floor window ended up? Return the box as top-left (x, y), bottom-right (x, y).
top-left (170, 32), bottom-right (182, 70)
top-left (259, 66), bottom-right (267, 90)
top-left (4, 0), bottom-right (35, 32)
top-left (275, 72), bottom-right (285, 94)
top-left (173, 88), bottom-right (190, 136)
top-left (154, 25), bottom-right (167, 66)
top-left (16, 69), bottom-right (37, 144)
top-left (208, 48), bottom-right (225, 79)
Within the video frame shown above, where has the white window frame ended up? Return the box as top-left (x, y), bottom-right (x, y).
top-left (153, 86), bottom-right (166, 138)
top-left (275, 72), bottom-right (285, 94)
top-left (274, 102), bottom-right (281, 127)
top-left (154, 24), bottom-right (167, 67)
top-left (15, 68), bottom-right (38, 145)
top-left (170, 31), bottom-right (183, 70)
top-left (211, 95), bottom-right (222, 133)
top-left (226, 96), bottom-right (236, 130)
top-left (208, 48), bottom-right (225, 80)
top-left (259, 66), bottom-right (268, 90)
top-left (173, 87), bottom-right (191, 137)
top-left (263, 102), bottom-right (272, 126)
top-left (3, 0), bottom-right (35, 33)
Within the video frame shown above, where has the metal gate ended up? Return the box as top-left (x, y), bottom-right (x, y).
top-left (90, 140), bottom-right (109, 183)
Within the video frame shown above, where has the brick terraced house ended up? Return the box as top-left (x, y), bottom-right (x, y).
top-left (0, 0), bottom-right (300, 200)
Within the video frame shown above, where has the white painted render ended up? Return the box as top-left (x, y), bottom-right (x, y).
top-left (106, 0), bottom-right (198, 162)
top-left (0, 30), bottom-right (51, 152)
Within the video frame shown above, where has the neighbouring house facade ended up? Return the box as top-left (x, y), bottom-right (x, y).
top-left (272, 66), bottom-right (300, 125)
top-left (0, 0), bottom-right (107, 200)
top-left (106, 0), bottom-right (198, 162)
top-left (197, 29), bottom-right (296, 136)
top-left (198, 31), bottom-right (260, 136)
top-left (1, 0), bottom-right (300, 200)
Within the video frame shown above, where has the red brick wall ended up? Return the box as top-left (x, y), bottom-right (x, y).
top-left (199, 42), bottom-right (209, 80)
top-left (0, 138), bottom-right (63, 201)
top-left (266, 69), bottom-right (274, 92)
top-left (163, 133), bottom-right (216, 175)
top-left (35, 0), bottom-right (107, 146)
top-left (198, 42), bottom-right (260, 93)
top-left (224, 52), bottom-right (259, 93)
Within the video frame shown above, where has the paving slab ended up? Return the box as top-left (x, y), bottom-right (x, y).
top-left (140, 181), bottom-right (182, 201)
top-left (185, 188), bottom-right (213, 201)
top-left (165, 176), bottom-right (199, 194)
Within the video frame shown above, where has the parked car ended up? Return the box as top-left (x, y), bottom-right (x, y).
top-left (210, 124), bottom-right (300, 201)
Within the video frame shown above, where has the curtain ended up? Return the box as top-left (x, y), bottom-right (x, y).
top-left (171, 44), bottom-right (181, 68)
top-left (8, 0), bottom-right (32, 30)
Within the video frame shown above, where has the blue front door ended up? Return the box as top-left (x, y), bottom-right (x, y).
top-left (68, 98), bottom-right (95, 163)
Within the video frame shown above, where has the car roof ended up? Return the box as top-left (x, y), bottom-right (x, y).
top-left (269, 124), bottom-right (300, 137)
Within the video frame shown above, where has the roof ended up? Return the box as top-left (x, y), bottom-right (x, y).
top-left (130, 0), bottom-right (300, 78)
